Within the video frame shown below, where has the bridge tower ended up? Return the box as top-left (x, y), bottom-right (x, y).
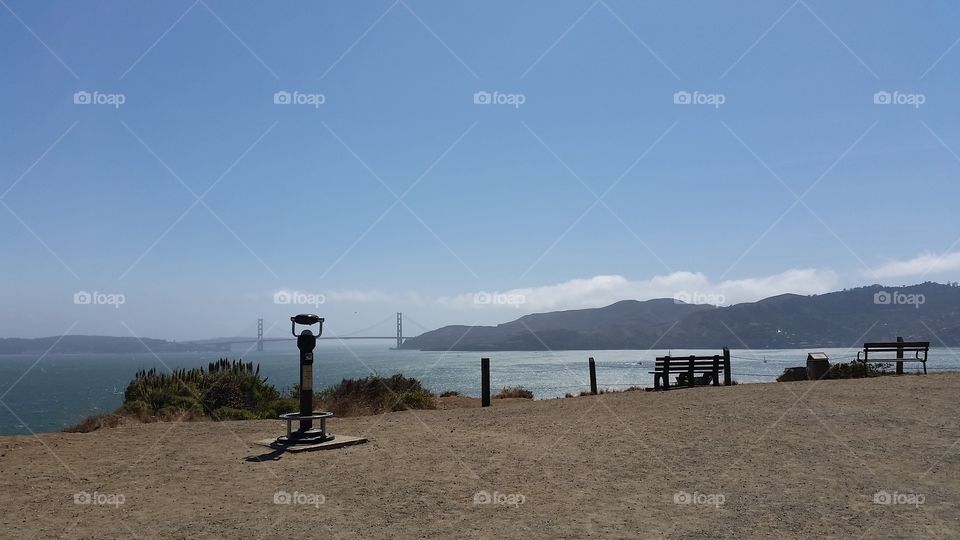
top-left (396, 312), bottom-right (403, 349)
top-left (257, 318), bottom-right (264, 352)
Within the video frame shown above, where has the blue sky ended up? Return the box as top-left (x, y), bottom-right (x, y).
top-left (2, 0), bottom-right (960, 339)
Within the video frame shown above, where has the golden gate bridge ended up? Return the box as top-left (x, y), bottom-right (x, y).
top-left (205, 313), bottom-right (414, 351)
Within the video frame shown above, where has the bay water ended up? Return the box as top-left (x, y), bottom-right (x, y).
top-left (2, 341), bottom-right (957, 435)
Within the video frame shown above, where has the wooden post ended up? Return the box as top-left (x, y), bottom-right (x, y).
top-left (896, 336), bottom-right (904, 375)
top-left (589, 357), bottom-right (597, 395)
top-left (712, 355), bottom-right (720, 386)
top-left (481, 358), bottom-right (490, 407)
top-left (723, 347), bottom-right (731, 386)
top-left (687, 355), bottom-right (695, 388)
top-left (663, 356), bottom-right (670, 390)
top-left (862, 345), bottom-right (869, 377)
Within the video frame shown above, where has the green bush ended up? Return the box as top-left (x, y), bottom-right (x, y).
top-left (259, 397), bottom-right (300, 419)
top-left (118, 400), bottom-right (153, 419)
top-left (824, 361), bottom-right (892, 379)
top-left (211, 407), bottom-right (258, 421)
top-left (67, 361), bottom-right (440, 431)
top-left (776, 362), bottom-right (895, 382)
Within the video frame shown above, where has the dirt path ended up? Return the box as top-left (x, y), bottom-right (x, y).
top-left (1, 374), bottom-right (958, 538)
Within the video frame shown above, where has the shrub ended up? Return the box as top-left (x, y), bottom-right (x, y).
top-left (319, 374), bottom-right (437, 416)
top-left (123, 359), bottom-right (281, 417)
top-left (118, 400), bottom-right (154, 421)
top-left (825, 361), bottom-right (892, 379)
top-left (439, 390), bottom-right (460, 397)
top-left (494, 386), bottom-right (534, 399)
top-left (776, 367), bottom-right (808, 382)
top-left (156, 407), bottom-right (205, 422)
top-left (64, 414), bottom-right (125, 433)
top-left (577, 386), bottom-right (643, 396)
top-left (211, 407), bottom-right (258, 421)
top-left (66, 362), bottom-right (440, 431)
top-left (259, 397), bottom-right (300, 419)
top-left (776, 362), bottom-right (894, 382)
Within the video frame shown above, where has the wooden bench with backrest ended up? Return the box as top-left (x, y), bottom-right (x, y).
top-left (857, 338), bottom-right (929, 375)
top-left (651, 347), bottom-right (731, 390)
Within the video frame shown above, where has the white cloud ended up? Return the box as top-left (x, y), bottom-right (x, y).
top-left (870, 252), bottom-right (960, 279)
top-left (438, 268), bottom-right (840, 312)
top-left (274, 267), bottom-right (842, 316)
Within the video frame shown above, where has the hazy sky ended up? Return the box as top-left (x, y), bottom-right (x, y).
top-left (2, 0), bottom-right (960, 340)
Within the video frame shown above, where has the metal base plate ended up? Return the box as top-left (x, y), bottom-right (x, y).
top-left (276, 429), bottom-right (335, 445)
top-left (256, 434), bottom-right (369, 452)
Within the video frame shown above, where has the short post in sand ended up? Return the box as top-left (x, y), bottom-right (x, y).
top-left (896, 336), bottom-right (904, 375)
top-left (275, 314), bottom-right (335, 446)
top-left (589, 357), bottom-right (598, 395)
top-left (481, 358), bottom-right (490, 407)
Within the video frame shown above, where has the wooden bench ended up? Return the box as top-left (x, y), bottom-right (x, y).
top-left (651, 347), bottom-right (731, 390)
top-left (857, 338), bottom-right (929, 375)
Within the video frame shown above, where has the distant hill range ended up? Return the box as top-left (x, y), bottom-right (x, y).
top-left (401, 282), bottom-right (960, 351)
top-left (0, 336), bottom-right (228, 355)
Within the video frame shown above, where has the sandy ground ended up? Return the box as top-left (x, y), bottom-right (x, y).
top-left (1, 374), bottom-right (959, 539)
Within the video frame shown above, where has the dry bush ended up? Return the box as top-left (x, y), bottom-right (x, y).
top-left (64, 414), bottom-right (126, 433)
top-left (318, 374), bottom-right (437, 416)
top-left (493, 386), bottom-right (534, 399)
